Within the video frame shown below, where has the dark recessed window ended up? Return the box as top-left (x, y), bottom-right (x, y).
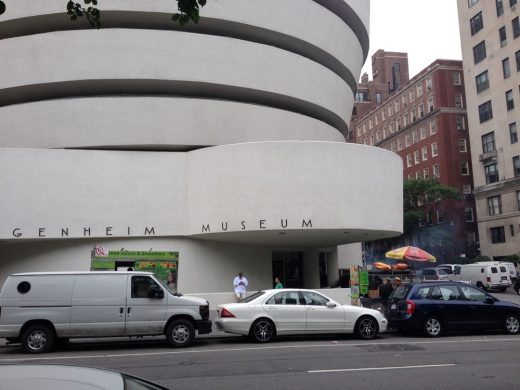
top-left (482, 131), bottom-right (496, 153)
top-left (506, 89), bottom-right (514, 110)
top-left (510, 122), bottom-right (518, 143)
top-left (503, 58), bottom-right (511, 78)
top-left (488, 195), bottom-right (502, 215)
top-left (513, 17), bottom-right (520, 39)
top-left (511, 0), bottom-right (518, 7)
top-left (475, 70), bottom-right (489, 93)
top-left (497, 0), bottom-right (504, 15)
top-left (473, 41), bottom-right (487, 64)
top-left (470, 12), bottom-right (484, 35)
top-left (469, 0), bottom-right (479, 6)
top-left (516, 50), bottom-right (520, 71)
top-left (478, 100), bottom-right (493, 122)
top-left (17, 281), bottom-right (31, 294)
top-left (485, 163), bottom-right (499, 184)
top-left (513, 156), bottom-right (520, 177)
top-left (491, 226), bottom-right (506, 244)
top-left (499, 26), bottom-right (507, 47)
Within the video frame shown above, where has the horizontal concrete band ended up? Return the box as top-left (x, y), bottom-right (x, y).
top-left (0, 142), bottom-right (403, 246)
top-left (0, 97), bottom-right (345, 149)
top-left (0, 29), bottom-right (352, 130)
top-left (0, 13), bottom-right (359, 94)
top-left (0, 0), bottom-right (368, 80)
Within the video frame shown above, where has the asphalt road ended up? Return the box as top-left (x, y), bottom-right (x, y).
top-left (1, 289), bottom-right (519, 390)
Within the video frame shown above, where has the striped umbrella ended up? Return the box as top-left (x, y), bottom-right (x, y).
top-left (385, 246), bottom-right (436, 262)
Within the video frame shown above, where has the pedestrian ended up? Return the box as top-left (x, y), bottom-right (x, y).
top-left (233, 272), bottom-right (248, 302)
top-left (514, 276), bottom-right (520, 295)
top-left (274, 276), bottom-right (283, 289)
top-left (393, 276), bottom-right (402, 288)
top-left (378, 278), bottom-right (393, 308)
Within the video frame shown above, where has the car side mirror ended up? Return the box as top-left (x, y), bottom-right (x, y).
top-left (483, 296), bottom-right (494, 305)
top-left (148, 286), bottom-right (164, 299)
top-left (326, 301), bottom-right (337, 308)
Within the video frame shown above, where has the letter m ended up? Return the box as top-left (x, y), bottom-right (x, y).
top-left (302, 219), bottom-right (313, 228)
top-left (202, 224), bottom-right (211, 233)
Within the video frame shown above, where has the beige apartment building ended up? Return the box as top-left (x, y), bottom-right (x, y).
top-left (457, 0), bottom-right (520, 260)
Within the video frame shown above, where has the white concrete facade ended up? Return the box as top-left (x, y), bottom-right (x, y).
top-left (0, 1), bottom-right (403, 292)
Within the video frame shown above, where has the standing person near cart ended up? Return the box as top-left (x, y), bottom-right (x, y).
top-left (378, 278), bottom-right (394, 308)
top-left (233, 272), bottom-right (248, 302)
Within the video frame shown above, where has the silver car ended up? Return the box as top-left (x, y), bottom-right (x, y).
top-left (215, 289), bottom-right (387, 342)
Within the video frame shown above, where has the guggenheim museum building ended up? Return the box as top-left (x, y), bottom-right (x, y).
top-left (0, 0), bottom-right (402, 293)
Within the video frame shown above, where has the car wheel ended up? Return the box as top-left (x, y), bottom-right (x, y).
top-left (21, 324), bottom-right (55, 353)
top-left (355, 316), bottom-right (379, 340)
top-left (250, 318), bottom-right (275, 343)
top-left (165, 319), bottom-right (195, 348)
top-left (503, 314), bottom-right (520, 335)
top-left (423, 317), bottom-right (442, 337)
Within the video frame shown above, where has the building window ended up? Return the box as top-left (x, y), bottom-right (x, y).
top-left (407, 154), bottom-right (413, 167)
top-left (376, 93), bottom-right (382, 104)
top-left (513, 17), bottom-right (520, 39)
top-left (415, 171), bottom-right (421, 179)
top-left (478, 100), bottom-right (493, 123)
top-left (416, 83), bottom-right (423, 97)
top-left (370, 135), bottom-right (374, 145)
top-left (433, 164), bottom-right (440, 178)
top-left (426, 77), bottom-right (432, 91)
top-left (506, 89), bottom-right (515, 110)
top-left (452, 72), bottom-right (462, 85)
top-left (513, 155), bottom-right (520, 177)
top-left (455, 95), bottom-right (464, 108)
top-left (408, 90), bottom-right (415, 102)
top-left (510, 122), bottom-right (518, 143)
top-left (517, 191), bottom-right (520, 210)
top-left (394, 101), bottom-right (400, 112)
top-left (516, 50), bottom-right (520, 71)
top-left (459, 139), bottom-right (468, 152)
top-left (473, 41), bottom-right (487, 64)
top-left (470, 12), bottom-right (484, 35)
top-left (475, 70), bottom-right (489, 93)
top-left (428, 96), bottom-right (435, 112)
top-left (398, 138), bottom-right (403, 151)
top-left (420, 127), bottom-right (427, 139)
top-left (431, 142), bottom-right (439, 157)
top-left (414, 150), bottom-right (420, 164)
top-left (430, 120), bottom-right (437, 135)
top-left (463, 185), bottom-right (472, 197)
top-left (422, 146), bottom-right (428, 161)
top-left (412, 130), bottom-right (418, 143)
top-left (499, 26), bottom-right (508, 47)
top-left (355, 91), bottom-right (369, 102)
top-left (405, 134), bottom-right (410, 147)
top-left (485, 163), bottom-right (500, 184)
top-left (488, 196), bottom-right (502, 215)
top-left (423, 168), bottom-right (429, 179)
top-left (512, 0), bottom-right (518, 7)
top-left (468, 0), bottom-right (479, 6)
top-left (465, 208), bottom-right (474, 222)
top-left (491, 226), bottom-right (506, 244)
top-left (461, 161), bottom-right (470, 175)
top-left (482, 132), bottom-right (496, 153)
top-left (503, 58), bottom-right (511, 78)
top-left (391, 142), bottom-right (396, 152)
top-left (497, 0), bottom-right (504, 16)
top-left (457, 116), bottom-right (466, 130)
top-left (396, 118), bottom-right (401, 130)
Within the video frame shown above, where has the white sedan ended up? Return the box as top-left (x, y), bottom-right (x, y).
top-left (215, 289), bottom-right (387, 342)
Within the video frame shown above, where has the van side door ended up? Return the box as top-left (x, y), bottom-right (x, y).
top-left (70, 274), bottom-right (127, 337)
top-left (125, 275), bottom-right (167, 335)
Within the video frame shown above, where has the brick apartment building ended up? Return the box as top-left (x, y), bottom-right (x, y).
top-left (350, 52), bottom-right (479, 263)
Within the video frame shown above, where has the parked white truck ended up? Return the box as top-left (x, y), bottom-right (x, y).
top-left (454, 262), bottom-right (512, 291)
top-left (0, 271), bottom-right (212, 353)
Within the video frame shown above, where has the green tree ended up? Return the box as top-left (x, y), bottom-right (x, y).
top-left (403, 178), bottom-right (460, 235)
top-left (0, 0), bottom-right (207, 27)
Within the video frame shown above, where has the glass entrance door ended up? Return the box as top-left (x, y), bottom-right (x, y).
top-left (272, 251), bottom-right (303, 288)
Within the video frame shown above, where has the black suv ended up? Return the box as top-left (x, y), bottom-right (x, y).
top-left (386, 281), bottom-right (520, 337)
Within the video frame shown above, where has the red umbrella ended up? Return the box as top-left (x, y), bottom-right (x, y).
top-left (385, 246), bottom-right (436, 262)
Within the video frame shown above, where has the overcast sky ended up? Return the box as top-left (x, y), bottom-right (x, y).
top-left (361, 0), bottom-right (462, 80)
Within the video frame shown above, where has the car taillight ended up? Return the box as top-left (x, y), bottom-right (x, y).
top-left (487, 277), bottom-right (491, 282)
top-left (406, 300), bottom-right (416, 315)
top-left (220, 308), bottom-right (235, 318)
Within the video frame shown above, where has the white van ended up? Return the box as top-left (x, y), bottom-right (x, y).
top-left (500, 262), bottom-right (517, 283)
top-left (454, 263), bottom-right (512, 291)
top-left (0, 271), bottom-right (212, 353)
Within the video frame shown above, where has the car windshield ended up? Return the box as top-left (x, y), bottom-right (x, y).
top-left (240, 291), bottom-right (266, 303)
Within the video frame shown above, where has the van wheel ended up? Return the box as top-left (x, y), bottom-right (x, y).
top-left (355, 316), bottom-right (379, 340)
top-left (21, 324), bottom-right (55, 353)
top-left (423, 317), bottom-right (442, 337)
top-left (503, 314), bottom-right (520, 335)
top-left (166, 319), bottom-right (195, 348)
top-left (249, 319), bottom-right (275, 343)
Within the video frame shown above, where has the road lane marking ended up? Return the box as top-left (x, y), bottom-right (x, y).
top-left (1, 337), bottom-right (520, 363)
top-left (308, 364), bottom-right (455, 373)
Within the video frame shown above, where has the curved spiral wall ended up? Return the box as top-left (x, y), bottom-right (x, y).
top-left (0, 1), bottom-right (402, 250)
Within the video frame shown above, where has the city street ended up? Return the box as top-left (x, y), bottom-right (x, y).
top-left (1, 289), bottom-right (519, 390)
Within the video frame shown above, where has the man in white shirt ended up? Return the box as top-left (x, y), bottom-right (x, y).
top-left (233, 272), bottom-right (248, 301)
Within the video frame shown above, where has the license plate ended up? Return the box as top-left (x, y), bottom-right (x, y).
top-left (391, 303), bottom-right (397, 310)
top-left (501, 276), bottom-right (507, 280)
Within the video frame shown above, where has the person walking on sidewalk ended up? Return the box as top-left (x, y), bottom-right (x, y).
top-left (233, 272), bottom-right (248, 302)
top-left (274, 277), bottom-right (283, 289)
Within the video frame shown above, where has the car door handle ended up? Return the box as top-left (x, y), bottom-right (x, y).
top-left (306, 307), bottom-right (315, 311)
top-left (127, 307), bottom-right (132, 316)
top-left (266, 306), bottom-right (277, 310)
top-left (119, 307), bottom-right (124, 317)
